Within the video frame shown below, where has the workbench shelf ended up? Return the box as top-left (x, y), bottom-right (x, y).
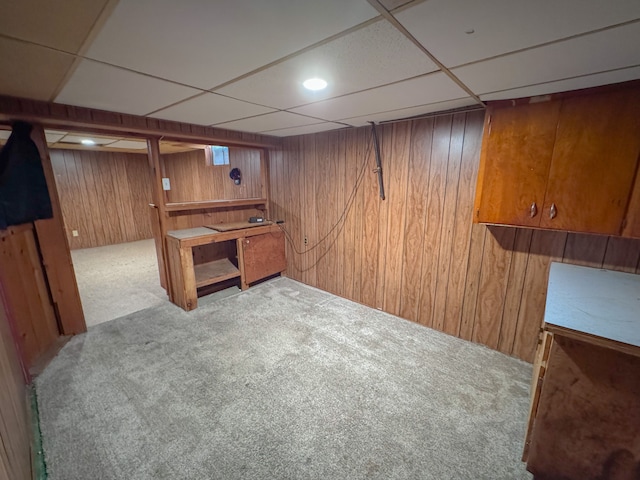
top-left (194, 258), bottom-right (240, 288)
top-left (164, 198), bottom-right (267, 212)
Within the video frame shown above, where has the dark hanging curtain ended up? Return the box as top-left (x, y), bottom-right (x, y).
top-left (0, 122), bottom-right (53, 229)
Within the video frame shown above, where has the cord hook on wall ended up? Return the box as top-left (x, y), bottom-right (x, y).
top-left (369, 121), bottom-right (385, 200)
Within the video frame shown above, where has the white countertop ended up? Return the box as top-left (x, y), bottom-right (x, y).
top-left (167, 227), bottom-right (217, 240)
top-left (544, 262), bottom-right (640, 348)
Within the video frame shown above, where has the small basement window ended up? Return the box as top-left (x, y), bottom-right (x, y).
top-left (209, 145), bottom-right (229, 166)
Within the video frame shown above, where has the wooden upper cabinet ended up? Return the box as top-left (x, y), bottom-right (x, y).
top-left (474, 83), bottom-right (640, 236)
top-left (474, 101), bottom-right (560, 227)
top-left (540, 89), bottom-right (640, 234)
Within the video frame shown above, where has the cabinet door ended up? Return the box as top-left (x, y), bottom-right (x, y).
top-left (526, 336), bottom-right (640, 479)
top-left (240, 231), bottom-right (286, 285)
top-left (540, 88), bottom-right (640, 234)
top-left (475, 101), bottom-right (560, 227)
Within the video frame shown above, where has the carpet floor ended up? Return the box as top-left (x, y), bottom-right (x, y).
top-left (36, 277), bottom-right (533, 480)
top-left (71, 239), bottom-right (239, 327)
top-left (71, 239), bottom-right (168, 327)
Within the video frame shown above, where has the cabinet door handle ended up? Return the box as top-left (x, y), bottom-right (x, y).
top-left (530, 202), bottom-right (538, 218)
top-left (549, 203), bottom-right (557, 220)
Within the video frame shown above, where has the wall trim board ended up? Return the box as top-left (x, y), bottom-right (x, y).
top-left (270, 111), bottom-right (640, 363)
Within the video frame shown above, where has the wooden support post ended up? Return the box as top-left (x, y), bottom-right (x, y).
top-left (236, 238), bottom-right (249, 290)
top-left (166, 237), bottom-right (197, 310)
top-left (31, 124), bottom-right (86, 335)
top-left (260, 148), bottom-right (271, 221)
top-left (147, 137), bottom-right (172, 298)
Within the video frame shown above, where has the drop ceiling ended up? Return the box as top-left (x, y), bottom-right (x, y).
top-left (1, 0), bottom-right (639, 137)
top-left (0, 127), bottom-right (205, 154)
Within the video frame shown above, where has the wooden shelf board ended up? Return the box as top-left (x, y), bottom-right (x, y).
top-left (206, 221), bottom-right (272, 232)
top-left (165, 198), bottom-right (267, 212)
top-left (194, 258), bottom-right (240, 288)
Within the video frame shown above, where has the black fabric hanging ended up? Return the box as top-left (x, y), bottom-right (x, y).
top-left (0, 122), bottom-right (53, 229)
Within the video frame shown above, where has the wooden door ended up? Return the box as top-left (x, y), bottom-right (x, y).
top-left (474, 101), bottom-right (560, 227)
top-left (540, 88), bottom-right (640, 234)
top-left (240, 231), bottom-right (286, 286)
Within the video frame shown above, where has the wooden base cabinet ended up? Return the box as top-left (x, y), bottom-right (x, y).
top-left (474, 82), bottom-right (640, 237)
top-left (526, 336), bottom-right (640, 480)
top-left (524, 263), bottom-right (640, 479)
top-left (166, 224), bottom-right (286, 311)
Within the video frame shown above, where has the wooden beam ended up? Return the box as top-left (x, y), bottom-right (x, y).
top-left (0, 95), bottom-right (281, 149)
top-left (261, 149), bottom-right (272, 221)
top-left (147, 137), bottom-right (172, 300)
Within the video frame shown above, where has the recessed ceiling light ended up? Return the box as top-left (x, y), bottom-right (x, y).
top-left (303, 78), bottom-right (328, 91)
top-left (81, 139), bottom-right (96, 146)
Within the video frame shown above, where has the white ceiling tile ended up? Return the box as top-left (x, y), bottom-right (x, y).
top-left (62, 135), bottom-right (113, 145)
top-left (217, 20), bottom-right (438, 109)
top-left (0, 0), bottom-right (109, 53)
top-left (85, 0), bottom-right (378, 90)
top-left (108, 140), bottom-right (148, 150)
top-left (0, 131), bottom-right (12, 140)
top-left (379, 0), bottom-right (417, 11)
top-left (150, 93), bottom-right (275, 126)
top-left (0, 37), bottom-right (74, 101)
top-left (262, 122), bottom-right (347, 137)
top-left (60, 135), bottom-right (114, 145)
top-left (480, 66), bottom-right (640, 101)
top-left (214, 111), bottom-right (321, 133)
top-left (339, 97), bottom-right (479, 127)
top-left (290, 72), bottom-right (469, 121)
top-left (55, 60), bottom-right (200, 116)
top-left (396, 0), bottom-right (640, 68)
top-left (453, 22), bottom-right (640, 95)
top-left (44, 130), bottom-right (68, 143)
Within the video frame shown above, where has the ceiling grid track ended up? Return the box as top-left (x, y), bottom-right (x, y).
top-left (366, 0), bottom-right (485, 107)
top-left (2, 0), bottom-right (639, 136)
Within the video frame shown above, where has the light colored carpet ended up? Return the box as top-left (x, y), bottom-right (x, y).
top-left (36, 277), bottom-right (533, 480)
top-left (71, 239), bottom-right (168, 327)
top-left (71, 239), bottom-right (239, 327)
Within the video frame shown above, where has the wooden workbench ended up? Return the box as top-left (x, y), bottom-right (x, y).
top-left (524, 262), bottom-right (640, 479)
top-left (165, 223), bottom-right (285, 311)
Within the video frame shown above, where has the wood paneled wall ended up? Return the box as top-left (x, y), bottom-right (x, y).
top-left (162, 148), bottom-right (262, 202)
top-left (0, 225), bottom-right (59, 369)
top-left (50, 149), bottom-right (154, 249)
top-left (0, 283), bottom-right (31, 480)
top-left (162, 148), bottom-right (264, 231)
top-left (270, 111), bottom-right (640, 362)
